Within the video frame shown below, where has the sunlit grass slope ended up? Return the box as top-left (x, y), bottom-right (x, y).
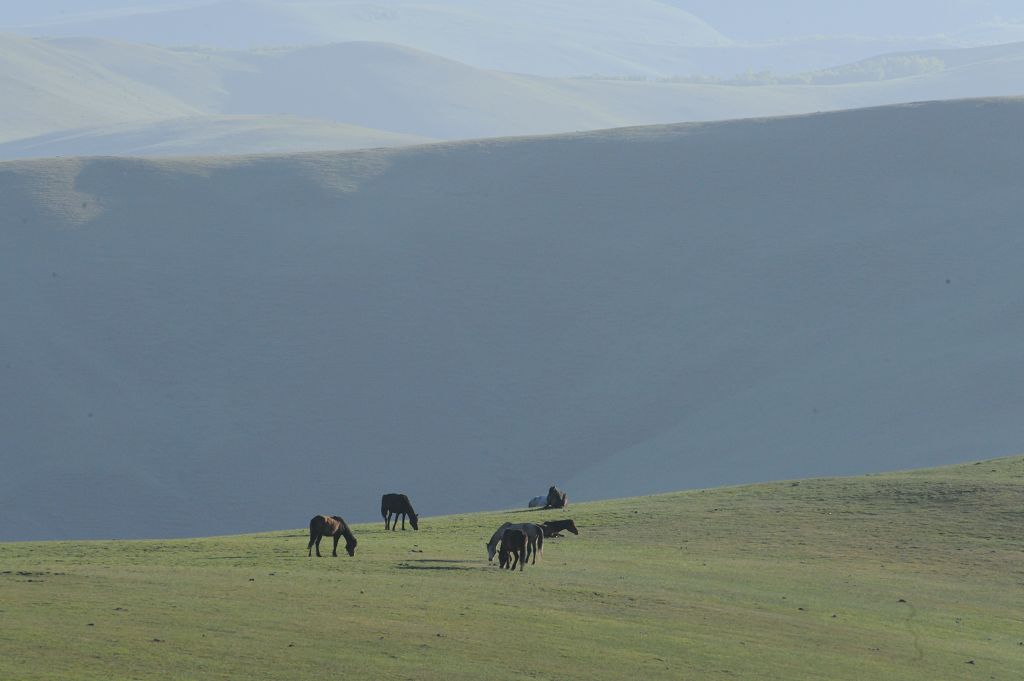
top-left (2, 456), bottom-right (1022, 680)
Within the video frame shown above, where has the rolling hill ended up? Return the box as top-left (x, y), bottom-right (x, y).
top-left (9, 0), bottom-right (1024, 78)
top-left (1, 456), bottom-right (1022, 679)
top-left (3, 97), bottom-right (1024, 541)
top-left (0, 115), bottom-right (433, 160)
top-left (0, 34), bottom-right (200, 143)
top-left (4, 36), bottom-right (1024, 160)
top-left (1, 0), bottom-right (730, 76)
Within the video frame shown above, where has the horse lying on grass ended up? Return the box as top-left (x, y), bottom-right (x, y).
top-left (307, 515), bottom-right (358, 557)
top-left (499, 529), bottom-right (528, 571)
top-left (487, 523), bottom-right (543, 564)
top-left (541, 519), bottom-right (579, 537)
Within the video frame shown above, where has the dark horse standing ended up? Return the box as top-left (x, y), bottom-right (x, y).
top-left (307, 515), bottom-right (358, 557)
top-left (381, 493), bottom-right (419, 530)
top-left (499, 528), bottom-right (528, 572)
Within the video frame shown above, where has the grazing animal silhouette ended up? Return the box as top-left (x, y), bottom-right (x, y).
top-left (307, 515), bottom-right (357, 557)
top-left (381, 493), bottom-right (419, 530)
top-left (486, 523), bottom-right (543, 564)
top-left (499, 529), bottom-right (528, 571)
top-left (528, 495), bottom-right (547, 508)
top-left (545, 486), bottom-right (568, 509)
top-left (541, 519), bottom-right (579, 537)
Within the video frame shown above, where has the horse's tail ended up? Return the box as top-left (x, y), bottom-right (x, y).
top-left (307, 516), bottom-right (319, 551)
top-left (381, 495), bottom-right (388, 519)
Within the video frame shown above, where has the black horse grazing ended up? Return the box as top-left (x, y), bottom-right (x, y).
top-left (381, 493), bottom-right (419, 531)
top-left (545, 486), bottom-right (568, 509)
top-left (541, 519), bottom-right (579, 537)
top-left (498, 528), bottom-right (528, 571)
top-left (307, 515), bottom-right (358, 557)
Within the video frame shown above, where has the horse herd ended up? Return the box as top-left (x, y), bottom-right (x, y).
top-left (307, 491), bottom-right (579, 572)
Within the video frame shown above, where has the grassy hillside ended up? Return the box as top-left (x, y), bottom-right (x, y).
top-left (0, 34), bottom-right (199, 143)
top-left (2, 456), bottom-right (1022, 680)
top-left (4, 98), bottom-right (1024, 541)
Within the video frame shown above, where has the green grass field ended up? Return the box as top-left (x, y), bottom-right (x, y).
top-left (2, 457), bottom-right (1023, 680)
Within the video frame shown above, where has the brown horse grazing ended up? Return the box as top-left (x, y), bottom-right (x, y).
top-left (498, 529), bottom-right (528, 571)
top-left (541, 519), bottom-right (579, 538)
top-left (381, 493), bottom-right (419, 531)
top-left (307, 515), bottom-right (358, 557)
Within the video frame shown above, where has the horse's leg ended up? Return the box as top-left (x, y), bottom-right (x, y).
top-left (314, 535), bottom-right (323, 557)
top-left (519, 547), bottom-right (526, 571)
top-left (308, 533), bottom-right (315, 557)
top-left (332, 533), bottom-right (341, 557)
top-left (400, 513), bottom-right (405, 530)
top-left (384, 510), bottom-right (390, 530)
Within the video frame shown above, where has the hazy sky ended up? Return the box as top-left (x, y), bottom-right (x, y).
top-left (673, 1), bottom-right (1024, 40)
top-left (6, 0), bottom-right (1024, 42)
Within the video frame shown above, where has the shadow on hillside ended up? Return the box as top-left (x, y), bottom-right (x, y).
top-left (396, 559), bottom-right (481, 571)
top-left (252, 534), bottom-right (305, 539)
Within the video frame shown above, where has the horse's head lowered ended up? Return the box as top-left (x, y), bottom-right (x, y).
top-left (408, 512), bottom-right (419, 531)
top-left (345, 534), bottom-right (358, 557)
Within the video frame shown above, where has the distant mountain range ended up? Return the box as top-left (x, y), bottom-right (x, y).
top-left (3, 97), bottom-right (1023, 540)
top-left (1, 0), bottom-right (729, 75)
top-left (3, 35), bottom-right (1024, 160)
top-left (7, 0), bottom-right (1024, 77)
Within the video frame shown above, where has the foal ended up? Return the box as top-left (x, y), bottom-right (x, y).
top-left (498, 529), bottom-right (528, 572)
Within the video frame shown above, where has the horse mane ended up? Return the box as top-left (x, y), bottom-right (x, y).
top-left (487, 522), bottom-right (513, 550)
top-left (337, 518), bottom-right (357, 549)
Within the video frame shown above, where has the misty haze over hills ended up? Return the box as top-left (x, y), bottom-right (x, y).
top-left (3, 98), bottom-right (1024, 541)
top-left (4, 35), bottom-right (1024, 160)
top-left (3, 1), bottom-right (1024, 161)
top-left (4, 0), bottom-right (1024, 76)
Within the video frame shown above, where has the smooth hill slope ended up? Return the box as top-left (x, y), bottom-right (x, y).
top-left (1, 456), bottom-right (1022, 680)
top-left (0, 34), bottom-right (200, 143)
top-left (3, 97), bottom-right (1024, 541)
top-left (0, 115), bottom-right (433, 160)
